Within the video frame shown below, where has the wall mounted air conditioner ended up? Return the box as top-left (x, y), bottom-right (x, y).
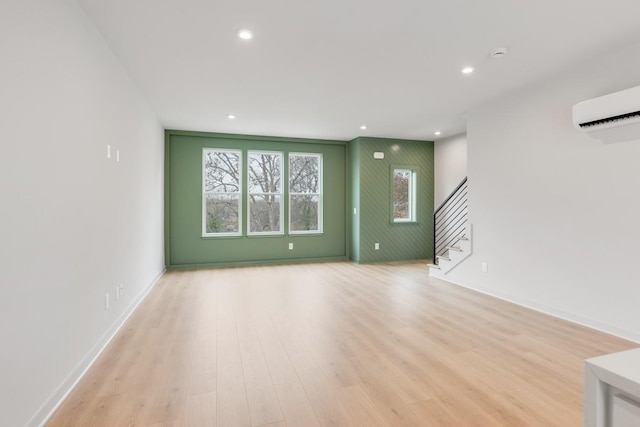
top-left (573, 85), bottom-right (640, 143)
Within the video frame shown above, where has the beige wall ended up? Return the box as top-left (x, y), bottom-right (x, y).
top-left (435, 133), bottom-right (467, 207)
top-left (445, 39), bottom-right (640, 343)
top-left (0, 1), bottom-right (164, 425)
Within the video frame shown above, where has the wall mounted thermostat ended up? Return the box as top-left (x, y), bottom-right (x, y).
top-left (373, 152), bottom-right (384, 159)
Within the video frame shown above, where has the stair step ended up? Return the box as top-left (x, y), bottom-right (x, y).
top-left (437, 255), bottom-right (450, 262)
top-left (447, 246), bottom-right (462, 252)
top-left (427, 263), bottom-right (440, 270)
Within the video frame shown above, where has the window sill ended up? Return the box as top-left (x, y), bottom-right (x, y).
top-left (201, 234), bottom-right (243, 239)
top-left (246, 233), bottom-right (286, 238)
top-left (289, 231), bottom-right (323, 236)
top-left (201, 232), bottom-right (325, 239)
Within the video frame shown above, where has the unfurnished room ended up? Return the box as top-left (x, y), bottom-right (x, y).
top-left (3, 0), bottom-right (640, 426)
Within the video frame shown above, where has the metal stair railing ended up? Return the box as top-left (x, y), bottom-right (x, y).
top-left (433, 177), bottom-right (468, 264)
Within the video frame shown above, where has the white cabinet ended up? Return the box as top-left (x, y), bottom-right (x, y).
top-left (611, 394), bottom-right (640, 427)
top-left (585, 348), bottom-right (640, 427)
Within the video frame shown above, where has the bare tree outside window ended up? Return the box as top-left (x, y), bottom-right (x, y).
top-left (393, 168), bottom-right (416, 222)
top-left (248, 151), bottom-right (283, 234)
top-left (203, 149), bottom-right (322, 236)
top-left (290, 153), bottom-right (322, 232)
top-left (203, 149), bottom-right (241, 235)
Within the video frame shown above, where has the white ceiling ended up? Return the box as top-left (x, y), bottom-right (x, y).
top-left (78, 0), bottom-right (640, 141)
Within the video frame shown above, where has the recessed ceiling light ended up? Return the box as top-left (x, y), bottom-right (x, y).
top-left (461, 66), bottom-right (474, 74)
top-left (435, 131), bottom-right (442, 136)
top-left (360, 125), bottom-right (367, 130)
top-left (238, 29), bottom-right (253, 40)
top-left (227, 114), bottom-right (236, 119)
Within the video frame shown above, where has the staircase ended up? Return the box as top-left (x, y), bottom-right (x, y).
top-left (428, 226), bottom-right (472, 277)
top-left (428, 177), bottom-right (472, 277)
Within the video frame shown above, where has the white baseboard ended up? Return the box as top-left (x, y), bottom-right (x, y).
top-left (432, 276), bottom-right (640, 345)
top-left (28, 269), bottom-right (165, 427)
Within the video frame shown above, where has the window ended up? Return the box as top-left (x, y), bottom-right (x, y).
top-left (392, 168), bottom-right (417, 222)
top-left (289, 153), bottom-right (322, 233)
top-left (203, 149), bottom-right (323, 237)
top-left (247, 151), bottom-right (283, 234)
top-left (203, 149), bottom-right (242, 236)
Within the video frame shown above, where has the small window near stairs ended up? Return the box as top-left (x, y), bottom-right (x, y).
top-left (392, 167), bottom-right (417, 223)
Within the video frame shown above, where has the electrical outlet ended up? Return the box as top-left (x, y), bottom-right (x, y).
top-left (288, 242), bottom-right (294, 250)
top-left (116, 150), bottom-right (120, 162)
top-left (107, 145), bottom-right (111, 159)
top-left (374, 243), bottom-right (380, 250)
top-left (105, 293), bottom-right (110, 310)
top-left (481, 262), bottom-right (488, 273)
top-left (115, 285), bottom-right (120, 300)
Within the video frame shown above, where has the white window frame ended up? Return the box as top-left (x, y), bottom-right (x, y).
top-left (202, 148), bottom-right (243, 237)
top-left (247, 150), bottom-right (284, 236)
top-left (289, 152), bottom-right (323, 234)
top-left (392, 168), bottom-right (417, 223)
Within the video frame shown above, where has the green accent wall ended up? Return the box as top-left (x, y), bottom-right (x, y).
top-left (165, 130), bottom-right (348, 269)
top-left (350, 137), bottom-right (434, 263)
top-left (349, 138), bottom-right (361, 262)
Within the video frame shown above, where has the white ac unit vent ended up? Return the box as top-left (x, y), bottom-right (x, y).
top-left (573, 85), bottom-right (640, 143)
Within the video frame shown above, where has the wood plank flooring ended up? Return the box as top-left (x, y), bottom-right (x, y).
top-left (46, 262), bottom-right (637, 426)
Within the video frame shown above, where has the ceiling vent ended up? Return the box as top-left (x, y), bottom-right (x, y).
top-left (573, 85), bottom-right (640, 143)
top-left (490, 47), bottom-right (508, 59)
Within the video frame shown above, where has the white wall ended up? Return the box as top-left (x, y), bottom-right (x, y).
top-left (445, 40), bottom-right (640, 343)
top-left (434, 133), bottom-right (467, 206)
top-left (0, 1), bottom-right (165, 426)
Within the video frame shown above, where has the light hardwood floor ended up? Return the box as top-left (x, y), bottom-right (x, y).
top-left (47, 262), bottom-right (636, 426)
